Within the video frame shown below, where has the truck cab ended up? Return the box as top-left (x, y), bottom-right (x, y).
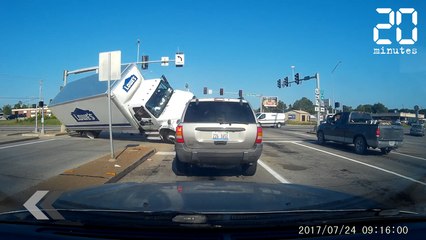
top-left (127, 76), bottom-right (193, 143)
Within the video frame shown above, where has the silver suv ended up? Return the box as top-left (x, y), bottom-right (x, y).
top-left (175, 98), bottom-right (263, 176)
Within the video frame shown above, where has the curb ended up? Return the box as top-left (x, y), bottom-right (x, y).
top-left (106, 148), bottom-right (157, 183)
top-left (0, 137), bottom-right (40, 145)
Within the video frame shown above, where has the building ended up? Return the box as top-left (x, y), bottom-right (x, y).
top-left (286, 110), bottom-right (311, 122)
top-left (372, 112), bottom-right (424, 124)
top-left (11, 107), bottom-right (52, 118)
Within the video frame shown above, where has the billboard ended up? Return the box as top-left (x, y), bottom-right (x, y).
top-left (262, 96), bottom-right (278, 107)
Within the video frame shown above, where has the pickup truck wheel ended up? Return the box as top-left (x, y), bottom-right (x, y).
top-left (317, 131), bottom-right (326, 145)
top-left (354, 136), bottom-right (367, 155)
top-left (276, 123), bottom-right (282, 128)
top-left (160, 130), bottom-right (176, 144)
top-left (242, 163), bottom-right (257, 176)
top-left (380, 148), bottom-right (391, 154)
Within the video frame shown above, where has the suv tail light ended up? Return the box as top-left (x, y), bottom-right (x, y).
top-left (375, 128), bottom-right (380, 138)
top-left (255, 126), bottom-right (263, 144)
top-left (176, 125), bottom-right (184, 143)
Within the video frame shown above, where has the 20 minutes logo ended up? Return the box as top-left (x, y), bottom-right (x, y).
top-left (373, 8), bottom-right (418, 55)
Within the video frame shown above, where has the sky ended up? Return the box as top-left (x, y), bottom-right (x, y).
top-left (0, 0), bottom-right (425, 110)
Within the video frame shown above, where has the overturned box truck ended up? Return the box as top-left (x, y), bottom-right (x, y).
top-left (49, 63), bottom-right (194, 143)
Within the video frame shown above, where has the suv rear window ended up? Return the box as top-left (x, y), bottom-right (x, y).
top-left (184, 101), bottom-right (256, 124)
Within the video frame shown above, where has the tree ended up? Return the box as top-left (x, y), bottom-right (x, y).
top-left (292, 97), bottom-right (315, 114)
top-left (2, 104), bottom-right (12, 115)
top-left (342, 105), bottom-right (353, 112)
top-left (356, 104), bottom-right (373, 113)
top-left (372, 102), bottom-right (388, 113)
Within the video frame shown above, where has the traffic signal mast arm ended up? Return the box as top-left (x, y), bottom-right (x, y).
top-left (277, 73), bottom-right (317, 88)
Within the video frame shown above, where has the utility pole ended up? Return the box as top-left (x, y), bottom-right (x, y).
top-left (40, 80), bottom-right (45, 135)
top-left (137, 39), bottom-right (140, 62)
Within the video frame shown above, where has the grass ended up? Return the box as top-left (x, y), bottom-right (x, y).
top-left (0, 117), bottom-right (62, 126)
top-left (286, 120), bottom-right (316, 125)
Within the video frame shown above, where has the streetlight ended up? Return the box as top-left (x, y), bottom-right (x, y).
top-left (291, 66), bottom-right (295, 81)
top-left (331, 61), bottom-right (342, 114)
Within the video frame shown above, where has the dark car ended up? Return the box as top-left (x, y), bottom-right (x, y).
top-left (410, 124), bottom-right (425, 136)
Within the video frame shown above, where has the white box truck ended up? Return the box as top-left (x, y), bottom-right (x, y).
top-left (49, 63), bottom-right (194, 143)
top-left (256, 112), bottom-right (286, 128)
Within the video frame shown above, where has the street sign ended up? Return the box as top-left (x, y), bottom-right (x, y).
top-left (315, 106), bottom-right (319, 112)
top-left (315, 88), bottom-right (319, 95)
top-left (161, 56), bottom-right (169, 66)
top-left (315, 99), bottom-right (320, 106)
top-left (175, 53), bottom-right (185, 67)
top-left (99, 51), bottom-right (121, 81)
top-left (321, 107), bottom-right (325, 112)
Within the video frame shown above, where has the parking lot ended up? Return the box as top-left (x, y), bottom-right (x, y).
top-left (0, 125), bottom-right (424, 212)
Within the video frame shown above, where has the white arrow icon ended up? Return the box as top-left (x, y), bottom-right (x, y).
top-left (23, 191), bottom-right (49, 220)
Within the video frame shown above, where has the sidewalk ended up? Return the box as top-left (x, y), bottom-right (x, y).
top-left (0, 144), bottom-right (156, 212)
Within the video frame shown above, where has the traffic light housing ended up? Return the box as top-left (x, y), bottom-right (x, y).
top-left (283, 77), bottom-right (289, 87)
top-left (277, 79), bottom-right (281, 88)
top-left (203, 87), bottom-right (207, 95)
top-left (238, 90), bottom-right (243, 98)
top-left (141, 55), bottom-right (149, 69)
top-left (220, 88), bottom-right (224, 95)
top-left (295, 73), bottom-right (300, 84)
top-left (38, 101), bottom-right (44, 107)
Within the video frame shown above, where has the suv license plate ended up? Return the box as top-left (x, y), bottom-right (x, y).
top-left (212, 132), bottom-right (229, 141)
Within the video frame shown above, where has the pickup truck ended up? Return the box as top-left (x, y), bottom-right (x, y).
top-left (316, 112), bottom-right (404, 154)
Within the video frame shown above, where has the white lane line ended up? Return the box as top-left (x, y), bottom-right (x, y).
top-left (258, 159), bottom-right (291, 184)
top-left (392, 151), bottom-right (426, 161)
top-left (263, 140), bottom-right (302, 143)
top-left (156, 151), bottom-right (176, 156)
top-left (0, 139), bottom-right (56, 150)
top-left (292, 142), bottom-right (426, 186)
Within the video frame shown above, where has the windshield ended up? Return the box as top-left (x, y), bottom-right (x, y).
top-left (0, 0), bottom-right (425, 238)
top-left (145, 80), bottom-right (173, 118)
top-left (183, 101), bottom-right (256, 123)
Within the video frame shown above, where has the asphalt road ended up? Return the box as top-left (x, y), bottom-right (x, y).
top-left (0, 125), bottom-right (425, 213)
top-left (119, 125), bottom-right (426, 213)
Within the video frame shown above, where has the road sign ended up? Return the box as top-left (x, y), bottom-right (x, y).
top-left (99, 51), bottom-right (121, 81)
top-left (315, 99), bottom-right (320, 106)
top-left (315, 88), bottom-right (319, 95)
top-left (315, 106), bottom-right (319, 112)
top-left (175, 53), bottom-right (185, 67)
top-left (321, 107), bottom-right (325, 112)
top-left (161, 56), bottom-right (169, 66)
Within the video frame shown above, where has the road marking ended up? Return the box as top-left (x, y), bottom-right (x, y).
top-left (156, 151), bottom-right (176, 156)
top-left (292, 142), bottom-right (426, 186)
top-left (258, 159), bottom-right (291, 184)
top-left (392, 151), bottom-right (426, 161)
top-left (263, 140), bottom-right (302, 143)
top-left (0, 139), bottom-right (56, 150)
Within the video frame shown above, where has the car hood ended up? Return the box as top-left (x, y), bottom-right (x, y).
top-left (53, 181), bottom-right (381, 213)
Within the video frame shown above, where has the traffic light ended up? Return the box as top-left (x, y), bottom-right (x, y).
top-left (295, 73), bottom-right (300, 84)
top-left (220, 88), bottom-right (224, 95)
top-left (277, 79), bottom-right (281, 88)
top-left (203, 87), bottom-right (207, 94)
top-left (283, 77), bottom-right (289, 87)
top-left (141, 55), bottom-right (149, 69)
top-left (335, 102), bottom-right (340, 108)
top-left (238, 90), bottom-right (243, 98)
top-left (38, 101), bottom-right (44, 107)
